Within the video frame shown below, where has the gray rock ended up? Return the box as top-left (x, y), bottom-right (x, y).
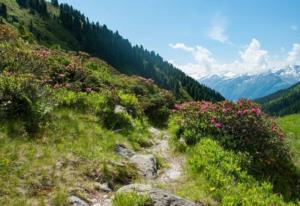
top-left (95, 182), bottom-right (112, 193)
top-left (117, 184), bottom-right (204, 206)
top-left (149, 127), bottom-right (161, 138)
top-left (69, 195), bottom-right (89, 206)
top-left (115, 144), bottom-right (135, 158)
top-left (129, 154), bottom-right (157, 178)
top-left (114, 105), bottom-right (127, 114)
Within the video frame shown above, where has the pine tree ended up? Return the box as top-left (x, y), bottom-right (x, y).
top-left (0, 3), bottom-right (7, 18)
top-left (51, 0), bottom-right (59, 7)
top-left (37, 0), bottom-right (48, 16)
top-left (29, 20), bottom-right (34, 32)
top-left (16, 0), bottom-right (27, 7)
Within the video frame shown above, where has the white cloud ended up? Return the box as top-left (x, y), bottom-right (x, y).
top-left (208, 25), bottom-right (228, 43)
top-left (169, 43), bottom-right (194, 52)
top-left (169, 39), bottom-right (297, 78)
top-left (207, 13), bottom-right (229, 44)
top-left (290, 25), bottom-right (298, 31)
top-left (287, 43), bottom-right (300, 64)
top-left (239, 38), bottom-right (269, 73)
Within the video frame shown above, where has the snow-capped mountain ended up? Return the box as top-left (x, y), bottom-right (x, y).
top-left (198, 65), bottom-right (300, 100)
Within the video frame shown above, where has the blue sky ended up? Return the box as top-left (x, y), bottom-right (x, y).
top-left (59, 0), bottom-right (300, 78)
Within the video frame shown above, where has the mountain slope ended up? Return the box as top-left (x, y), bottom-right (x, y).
top-left (0, 23), bottom-right (298, 206)
top-left (199, 66), bottom-right (300, 100)
top-left (256, 82), bottom-right (300, 116)
top-left (0, 0), bottom-right (224, 102)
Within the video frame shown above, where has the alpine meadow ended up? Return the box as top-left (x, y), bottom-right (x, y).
top-left (0, 0), bottom-right (300, 206)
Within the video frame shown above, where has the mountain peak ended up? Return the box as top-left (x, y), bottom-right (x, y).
top-left (199, 65), bottom-right (300, 100)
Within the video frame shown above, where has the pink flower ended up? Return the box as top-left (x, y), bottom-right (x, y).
top-left (237, 110), bottom-right (242, 116)
top-left (85, 87), bottom-right (92, 93)
top-left (211, 119), bottom-right (216, 124)
top-left (223, 108), bottom-right (230, 113)
top-left (54, 83), bottom-right (60, 89)
top-left (251, 108), bottom-right (262, 116)
top-left (214, 123), bottom-right (222, 129)
top-left (243, 109), bottom-right (249, 114)
top-left (65, 83), bottom-right (72, 88)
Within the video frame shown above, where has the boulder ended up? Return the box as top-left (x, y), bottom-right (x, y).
top-left (149, 127), bottom-right (161, 138)
top-left (115, 144), bottom-right (135, 158)
top-left (117, 184), bottom-right (204, 206)
top-left (95, 182), bottom-right (112, 193)
top-left (129, 154), bottom-right (157, 179)
top-left (69, 195), bottom-right (89, 206)
top-left (114, 105), bottom-right (127, 114)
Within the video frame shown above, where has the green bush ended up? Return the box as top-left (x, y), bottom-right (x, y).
top-left (118, 91), bottom-right (141, 117)
top-left (0, 74), bottom-right (53, 137)
top-left (56, 89), bottom-right (106, 112)
top-left (172, 100), bottom-right (300, 201)
top-left (186, 138), bottom-right (292, 206)
top-left (142, 91), bottom-right (174, 127)
top-left (113, 192), bottom-right (153, 206)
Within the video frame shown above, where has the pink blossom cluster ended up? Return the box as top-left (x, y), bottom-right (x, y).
top-left (33, 49), bottom-right (50, 59)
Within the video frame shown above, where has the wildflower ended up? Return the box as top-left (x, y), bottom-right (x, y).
top-left (85, 87), bottom-right (92, 93)
top-left (174, 104), bottom-right (182, 110)
top-left (223, 108), bottom-right (230, 113)
top-left (214, 123), bottom-right (222, 129)
top-left (237, 110), bottom-right (242, 116)
top-left (53, 83), bottom-right (60, 89)
top-left (243, 109), bottom-right (249, 114)
top-left (65, 83), bottom-right (72, 88)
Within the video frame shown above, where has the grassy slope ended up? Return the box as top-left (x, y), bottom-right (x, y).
top-left (256, 82), bottom-right (300, 116)
top-left (0, 23), bottom-right (173, 205)
top-left (1, 0), bottom-right (80, 49)
top-left (277, 114), bottom-right (300, 169)
top-left (0, 109), bottom-right (146, 205)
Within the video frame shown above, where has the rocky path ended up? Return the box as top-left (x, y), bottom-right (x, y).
top-left (145, 129), bottom-right (184, 186)
top-left (70, 128), bottom-right (203, 206)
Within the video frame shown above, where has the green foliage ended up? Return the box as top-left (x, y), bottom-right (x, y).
top-left (113, 192), bottom-right (153, 206)
top-left (56, 89), bottom-right (106, 112)
top-left (256, 82), bottom-right (300, 116)
top-left (0, 3), bottom-right (7, 18)
top-left (0, 109), bottom-right (141, 205)
top-left (118, 91), bottom-right (140, 117)
top-left (277, 115), bottom-right (300, 169)
top-left (0, 74), bottom-right (53, 137)
top-left (181, 138), bottom-right (293, 206)
top-left (172, 100), bottom-right (300, 201)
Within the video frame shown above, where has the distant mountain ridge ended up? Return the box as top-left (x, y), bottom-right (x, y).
top-left (198, 65), bottom-right (300, 100)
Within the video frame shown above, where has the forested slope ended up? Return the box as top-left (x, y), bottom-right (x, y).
top-left (256, 82), bottom-right (300, 116)
top-left (0, 0), bottom-right (224, 102)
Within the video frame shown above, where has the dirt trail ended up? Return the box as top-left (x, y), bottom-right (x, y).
top-left (88, 129), bottom-right (185, 206)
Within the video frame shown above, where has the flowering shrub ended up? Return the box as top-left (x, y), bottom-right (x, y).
top-left (173, 99), bottom-right (287, 159)
top-left (0, 73), bottom-right (54, 137)
top-left (172, 99), bottom-right (300, 200)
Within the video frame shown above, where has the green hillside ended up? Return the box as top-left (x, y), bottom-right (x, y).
top-left (0, 0), bottom-right (224, 102)
top-left (0, 1), bottom-right (300, 206)
top-left (256, 82), bottom-right (300, 116)
top-left (0, 23), bottom-right (174, 205)
top-left (277, 115), bottom-right (300, 169)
